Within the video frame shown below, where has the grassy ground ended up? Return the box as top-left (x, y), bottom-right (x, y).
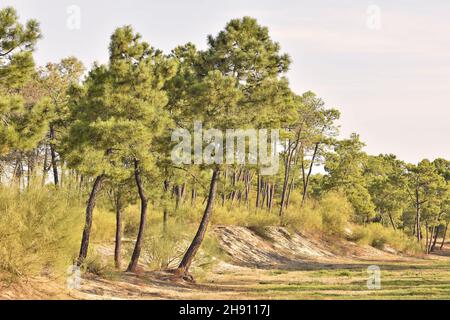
top-left (3, 257), bottom-right (450, 300)
top-left (45, 254), bottom-right (448, 300)
top-left (2, 225), bottom-right (450, 300)
top-left (204, 259), bottom-right (450, 300)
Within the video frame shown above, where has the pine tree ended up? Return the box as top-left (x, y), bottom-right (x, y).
top-left (0, 7), bottom-right (42, 157)
top-left (37, 57), bottom-right (84, 186)
top-left (172, 17), bottom-right (292, 278)
top-left (65, 26), bottom-right (176, 268)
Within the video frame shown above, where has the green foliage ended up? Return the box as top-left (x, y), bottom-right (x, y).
top-left (142, 218), bottom-right (191, 270)
top-left (324, 134), bottom-right (376, 222)
top-left (0, 7), bottom-right (44, 156)
top-left (64, 25), bottom-right (177, 178)
top-left (134, 210), bottom-right (226, 271)
top-left (1, 5), bottom-right (449, 283)
top-left (349, 223), bottom-right (421, 255)
top-left (83, 251), bottom-right (115, 277)
top-left (91, 208), bottom-right (116, 243)
top-left (0, 7), bottom-right (41, 89)
top-left (406, 159), bottom-right (447, 231)
top-left (364, 154), bottom-right (409, 228)
top-left (0, 184), bottom-right (83, 279)
top-left (213, 205), bottom-right (280, 227)
top-left (122, 204), bottom-right (141, 236)
top-left (285, 191), bottom-right (353, 236)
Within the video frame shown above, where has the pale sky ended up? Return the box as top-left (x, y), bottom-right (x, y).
top-left (3, 0), bottom-right (449, 164)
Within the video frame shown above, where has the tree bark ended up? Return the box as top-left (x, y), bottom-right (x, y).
top-left (163, 179), bottom-right (170, 233)
top-left (269, 183), bottom-right (275, 213)
top-left (175, 185), bottom-right (182, 210)
top-left (265, 183), bottom-right (271, 208)
top-left (176, 169), bottom-right (220, 277)
top-left (279, 150), bottom-right (292, 218)
top-left (191, 188), bottom-right (197, 206)
top-left (440, 222), bottom-right (449, 250)
top-left (49, 125), bottom-right (59, 186)
top-left (285, 176), bottom-right (295, 209)
top-left (127, 160), bottom-right (149, 272)
top-left (415, 189), bottom-right (421, 242)
top-left (77, 175), bottom-right (105, 266)
top-left (301, 143), bottom-right (319, 206)
top-left (430, 225), bottom-right (439, 252)
top-left (261, 180), bottom-right (267, 209)
top-left (256, 174), bottom-right (262, 208)
top-left (114, 193), bottom-right (123, 269)
top-left (387, 212), bottom-right (397, 230)
top-left (222, 168), bottom-right (228, 206)
top-left (41, 145), bottom-right (49, 186)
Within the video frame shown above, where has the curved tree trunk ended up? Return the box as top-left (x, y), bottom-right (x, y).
top-left (77, 175), bottom-right (105, 266)
top-left (127, 159), bottom-right (149, 272)
top-left (177, 169), bottom-right (220, 277)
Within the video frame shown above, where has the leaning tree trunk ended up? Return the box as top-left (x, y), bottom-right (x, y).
top-left (176, 169), bottom-right (220, 277)
top-left (77, 175), bottom-right (105, 266)
top-left (127, 160), bottom-right (149, 273)
top-left (430, 225), bottom-right (440, 252)
top-left (387, 212), bottom-right (397, 230)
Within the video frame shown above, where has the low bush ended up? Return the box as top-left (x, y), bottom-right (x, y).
top-left (348, 223), bottom-right (421, 254)
top-left (91, 208), bottom-right (116, 243)
top-left (0, 185), bottom-right (83, 279)
top-left (284, 191), bottom-right (353, 236)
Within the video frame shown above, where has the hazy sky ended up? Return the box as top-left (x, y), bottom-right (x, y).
top-left (4, 0), bottom-right (449, 164)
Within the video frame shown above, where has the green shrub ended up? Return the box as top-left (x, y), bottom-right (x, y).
top-left (197, 204), bottom-right (280, 227)
top-left (0, 185), bottom-right (83, 279)
top-left (348, 223), bottom-right (421, 254)
top-left (92, 208), bottom-right (116, 242)
top-left (83, 250), bottom-right (115, 277)
top-left (141, 212), bottom-right (226, 271)
top-left (284, 191), bottom-right (352, 236)
top-left (142, 219), bottom-right (189, 270)
top-left (284, 202), bottom-right (322, 233)
top-left (122, 205), bottom-right (141, 237)
top-left (319, 192), bottom-right (353, 236)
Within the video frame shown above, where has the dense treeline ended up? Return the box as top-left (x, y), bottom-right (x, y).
top-left (0, 7), bottom-right (449, 279)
